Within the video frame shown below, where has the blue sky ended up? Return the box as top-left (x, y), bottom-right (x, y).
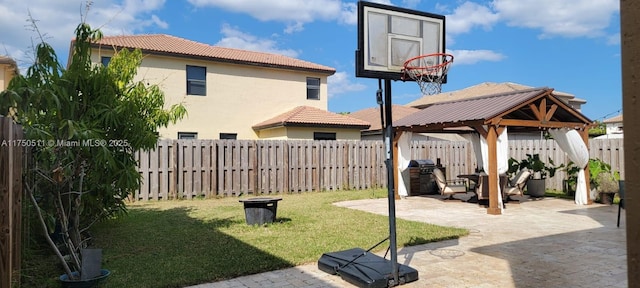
top-left (0, 0), bottom-right (621, 122)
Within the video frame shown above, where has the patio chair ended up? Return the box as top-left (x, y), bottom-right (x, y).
top-left (432, 168), bottom-right (468, 200)
top-left (504, 169), bottom-right (531, 201)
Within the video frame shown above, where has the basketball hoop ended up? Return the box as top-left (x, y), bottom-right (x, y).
top-left (401, 53), bottom-right (453, 95)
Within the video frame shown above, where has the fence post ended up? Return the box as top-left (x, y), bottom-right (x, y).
top-left (1, 116), bottom-right (23, 288)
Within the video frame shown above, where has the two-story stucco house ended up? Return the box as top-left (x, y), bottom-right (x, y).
top-left (0, 56), bottom-right (17, 91)
top-left (596, 114), bottom-right (623, 139)
top-left (84, 34), bottom-right (368, 140)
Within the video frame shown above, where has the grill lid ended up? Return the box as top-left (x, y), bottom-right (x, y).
top-left (408, 159), bottom-right (435, 168)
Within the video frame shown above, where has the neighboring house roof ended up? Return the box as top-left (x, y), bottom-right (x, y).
top-left (603, 114), bottom-right (623, 123)
top-left (395, 87), bottom-right (593, 133)
top-left (0, 55), bottom-right (18, 71)
top-left (89, 34), bottom-right (336, 75)
top-left (406, 82), bottom-right (585, 109)
top-left (349, 105), bottom-right (420, 132)
top-left (0, 56), bottom-right (16, 65)
top-left (252, 106), bottom-right (370, 130)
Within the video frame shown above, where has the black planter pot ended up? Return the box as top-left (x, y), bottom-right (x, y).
top-left (599, 192), bottom-right (615, 205)
top-left (563, 180), bottom-right (576, 196)
top-left (59, 269), bottom-right (111, 288)
top-left (527, 179), bottom-right (546, 197)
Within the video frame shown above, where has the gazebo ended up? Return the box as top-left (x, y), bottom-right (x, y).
top-left (392, 87), bottom-right (595, 215)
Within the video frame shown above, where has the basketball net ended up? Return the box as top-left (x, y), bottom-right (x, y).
top-left (401, 53), bottom-right (454, 95)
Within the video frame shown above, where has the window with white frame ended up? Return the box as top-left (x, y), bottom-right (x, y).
top-left (306, 77), bottom-right (320, 100)
top-left (186, 65), bottom-right (206, 96)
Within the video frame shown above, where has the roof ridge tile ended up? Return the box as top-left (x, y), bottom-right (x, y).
top-left (91, 34), bottom-right (335, 74)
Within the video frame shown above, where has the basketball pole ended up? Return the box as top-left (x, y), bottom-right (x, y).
top-left (383, 78), bottom-right (400, 285)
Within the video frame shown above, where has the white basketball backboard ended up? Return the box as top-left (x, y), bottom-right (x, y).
top-left (356, 1), bottom-right (445, 81)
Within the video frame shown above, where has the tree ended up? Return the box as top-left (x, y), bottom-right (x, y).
top-left (588, 121), bottom-right (606, 137)
top-left (0, 23), bottom-right (186, 279)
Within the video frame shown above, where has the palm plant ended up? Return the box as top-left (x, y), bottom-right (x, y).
top-left (508, 154), bottom-right (558, 179)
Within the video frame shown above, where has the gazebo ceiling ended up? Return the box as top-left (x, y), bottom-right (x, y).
top-left (393, 87), bottom-right (593, 133)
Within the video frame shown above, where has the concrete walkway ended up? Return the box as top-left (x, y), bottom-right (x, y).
top-left (188, 196), bottom-right (627, 288)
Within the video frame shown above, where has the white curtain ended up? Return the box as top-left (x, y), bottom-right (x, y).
top-left (397, 132), bottom-right (413, 197)
top-left (479, 127), bottom-right (508, 213)
top-left (549, 128), bottom-right (589, 205)
top-left (462, 133), bottom-right (483, 171)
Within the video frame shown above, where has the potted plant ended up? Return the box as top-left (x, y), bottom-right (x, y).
top-left (0, 22), bottom-right (185, 286)
top-left (508, 154), bottom-right (558, 197)
top-left (559, 161), bottom-right (580, 196)
top-left (588, 158), bottom-right (620, 203)
top-left (595, 172), bottom-right (619, 204)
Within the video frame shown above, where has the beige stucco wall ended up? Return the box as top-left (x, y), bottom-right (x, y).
top-left (256, 126), bottom-right (362, 140)
top-left (256, 127), bottom-right (288, 139)
top-left (91, 50), bottom-right (330, 139)
top-left (606, 122), bottom-right (623, 134)
top-left (1, 63), bottom-right (15, 90)
top-left (288, 127), bottom-right (362, 140)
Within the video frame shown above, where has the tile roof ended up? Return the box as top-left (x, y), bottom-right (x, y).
top-left (395, 87), bottom-right (582, 128)
top-left (603, 114), bottom-right (623, 123)
top-left (349, 105), bottom-right (420, 131)
top-left (91, 34), bottom-right (336, 74)
top-left (252, 106), bottom-right (370, 130)
top-left (406, 82), bottom-right (577, 108)
top-left (0, 56), bottom-right (17, 67)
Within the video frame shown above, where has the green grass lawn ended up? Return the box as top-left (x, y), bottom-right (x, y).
top-left (24, 189), bottom-right (468, 288)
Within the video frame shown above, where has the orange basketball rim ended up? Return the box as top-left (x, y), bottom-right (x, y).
top-left (401, 53), bottom-right (454, 95)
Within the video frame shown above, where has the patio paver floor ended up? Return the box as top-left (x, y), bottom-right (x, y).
top-left (188, 196), bottom-right (627, 288)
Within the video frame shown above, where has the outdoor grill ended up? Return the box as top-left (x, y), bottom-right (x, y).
top-left (407, 159), bottom-right (438, 195)
top-left (409, 159), bottom-right (436, 174)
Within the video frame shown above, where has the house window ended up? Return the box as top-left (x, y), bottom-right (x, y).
top-left (220, 133), bottom-right (237, 140)
top-left (307, 77), bottom-right (320, 100)
top-left (314, 132), bottom-right (336, 140)
top-left (187, 65), bottom-right (207, 96)
top-left (178, 132), bottom-right (198, 139)
top-left (101, 56), bottom-right (111, 67)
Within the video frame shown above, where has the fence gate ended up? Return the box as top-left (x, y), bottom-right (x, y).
top-left (1, 116), bottom-right (23, 288)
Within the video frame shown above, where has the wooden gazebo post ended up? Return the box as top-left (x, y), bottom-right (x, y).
top-left (580, 128), bottom-right (593, 204)
top-left (486, 125), bottom-right (502, 215)
top-left (473, 124), bottom-right (504, 215)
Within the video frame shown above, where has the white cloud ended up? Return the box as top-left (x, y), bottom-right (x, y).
top-left (216, 24), bottom-right (300, 58)
top-left (187, 0), bottom-right (391, 31)
top-left (448, 49), bottom-right (505, 65)
top-left (607, 33), bottom-right (621, 46)
top-left (149, 14), bottom-right (169, 29)
top-left (370, 0), bottom-right (393, 5)
top-left (340, 2), bottom-right (358, 25)
top-left (328, 71), bottom-right (367, 98)
top-left (188, 0), bottom-right (345, 32)
top-left (284, 22), bottom-right (304, 34)
top-left (401, 0), bottom-right (421, 9)
top-left (447, 2), bottom-right (499, 35)
top-left (0, 0), bottom-right (168, 70)
top-left (492, 0), bottom-right (619, 38)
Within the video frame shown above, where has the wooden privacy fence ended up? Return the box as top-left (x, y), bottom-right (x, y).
top-left (1, 116), bottom-right (23, 288)
top-left (136, 140), bottom-right (388, 200)
top-left (135, 138), bottom-right (626, 201)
